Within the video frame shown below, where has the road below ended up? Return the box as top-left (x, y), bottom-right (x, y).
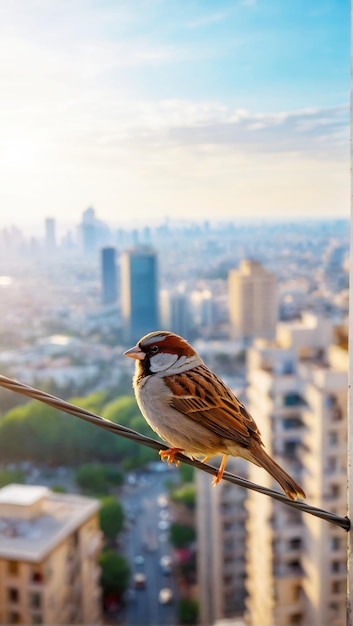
top-left (120, 470), bottom-right (179, 626)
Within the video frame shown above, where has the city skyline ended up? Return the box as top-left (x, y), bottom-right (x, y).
top-left (0, 0), bottom-right (349, 229)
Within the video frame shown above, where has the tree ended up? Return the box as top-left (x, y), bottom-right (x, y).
top-left (99, 496), bottom-right (124, 540)
top-left (171, 484), bottom-right (196, 510)
top-left (179, 463), bottom-right (194, 483)
top-left (169, 523), bottom-right (196, 548)
top-left (75, 464), bottom-right (123, 494)
top-left (178, 598), bottom-right (199, 624)
top-left (99, 549), bottom-right (130, 596)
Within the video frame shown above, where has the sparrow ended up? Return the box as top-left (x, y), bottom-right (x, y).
top-left (124, 331), bottom-right (305, 500)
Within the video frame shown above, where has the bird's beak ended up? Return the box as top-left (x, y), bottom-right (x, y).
top-left (123, 345), bottom-right (145, 360)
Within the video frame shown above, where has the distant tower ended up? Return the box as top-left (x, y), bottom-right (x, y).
top-left (121, 247), bottom-right (159, 343)
top-left (228, 259), bottom-right (277, 341)
top-left (45, 218), bottom-right (56, 250)
top-left (169, 291), bottom-right (190, 339)
top-left (101, 247), bottom-right (117, 306)
top-left (81, 207), bottom-right (97, 256)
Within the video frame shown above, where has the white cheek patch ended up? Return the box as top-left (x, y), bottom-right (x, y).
top-left (150, 352), bottom-right (178, 372)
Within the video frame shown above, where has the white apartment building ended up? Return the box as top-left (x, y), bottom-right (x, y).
top-left (245, 314), bottom-right (347, 626)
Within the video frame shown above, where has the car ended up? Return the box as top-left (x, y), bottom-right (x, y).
top-left (133, 572), bottom-right (146, 589)
top-left (157, 494), bottom-right (169, 508)
top-left (158, 587), bottom-right (174, 604)
top-left (160, 555), bottom-right (172, 574)
top-left (133, 555), bottom-right (145, 566)
top-left (158, 519), bottom-right (170, 531)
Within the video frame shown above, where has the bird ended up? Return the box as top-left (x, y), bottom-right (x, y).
top-left (124, 330), bottom-right (306, 500)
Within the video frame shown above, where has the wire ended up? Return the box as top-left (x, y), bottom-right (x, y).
top-left (0, 374), bottom-right (349, 531)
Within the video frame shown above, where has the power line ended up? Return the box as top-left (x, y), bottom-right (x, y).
top-left (0, 374), bottom-right (349, 532)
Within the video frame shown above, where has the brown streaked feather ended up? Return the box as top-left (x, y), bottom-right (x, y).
top-left (165, 364), bottom-right (263, 449)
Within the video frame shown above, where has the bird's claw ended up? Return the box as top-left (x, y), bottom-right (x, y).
top-left (159, 448), bottom-right (182, 467)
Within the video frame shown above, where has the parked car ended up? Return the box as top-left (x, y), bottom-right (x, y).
top-left (133, 573), bottom-right (146, 589)
top-left (160, 555), bottom-right (172, 574)
top-left (158, 587), bottom-right (173, 604)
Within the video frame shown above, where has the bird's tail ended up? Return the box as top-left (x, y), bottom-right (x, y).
top-left (249, 446), bottom-right (306, 501)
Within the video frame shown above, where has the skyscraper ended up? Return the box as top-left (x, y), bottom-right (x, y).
top-left (101, 247), bottom-right (117, 306)
top-left (228, 259), bottom-right (278, 341)
top-left (121, 246), bottom-right (159, 343)
top-left (169, 290), bottom-right (191, 339)
top-left (81, 207), bottom-right (97, 256)
top-left (44, 217), bottom-right (56, 250)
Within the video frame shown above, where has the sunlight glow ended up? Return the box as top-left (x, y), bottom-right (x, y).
top-left (2, 137), bottom-right (37, 168)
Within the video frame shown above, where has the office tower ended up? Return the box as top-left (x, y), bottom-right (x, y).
top-left (0, 484), bottom-right (102, 625)
top-left (169, 290), bottom-right (190, 339)
top-left (44, 217), bottom-right (56, 250)
top-left (245, 314), bottom-right (347, 626)
top-left (81, 207), bottom-right (97, 256)
top-left (197, 461), bottom-right (248, 625)
top-left (80, 207), bottom-right (110, 256)
top-left (228, 259), bottom-right (277, 341)
top-left (101, 247), bottom-right (117, 306)
top-left (121, 246), bottom-right (159, 343)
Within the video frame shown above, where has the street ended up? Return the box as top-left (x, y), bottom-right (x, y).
top-left (120, 470), bottom-right (179, 626)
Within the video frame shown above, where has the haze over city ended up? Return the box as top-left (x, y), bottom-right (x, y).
top-left (0, 0), bottom-right (349, 229)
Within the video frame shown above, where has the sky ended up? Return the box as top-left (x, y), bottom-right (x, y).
top-left (0, 0), bottom-right (350, 230)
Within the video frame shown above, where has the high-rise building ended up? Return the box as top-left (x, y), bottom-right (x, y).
top-left (80, 207), bottom-right (110, 256)
top-left (245, 314), bottom-right (347, 626)
top-left (0, 484), bottom-right (102, 625)
top-left (121, 246), bottom-right (159, 343)
top-left (195, 314), bottom-right (347, 626)
top-left (44, 218), bottom-right (56, 250)
top-left (101, 247), bottom-right (117, 306)
top-left (196, 459), bottom-right (248, 625)
top-left (228, 259), bottom-right (277, 341)
top-left (81, 207), bottom-right (97, 256)
top-left (169, 290), bottom-right (191, 339)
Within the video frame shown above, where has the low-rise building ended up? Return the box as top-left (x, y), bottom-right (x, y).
top-left (0, 484), bottom-right (102, 625)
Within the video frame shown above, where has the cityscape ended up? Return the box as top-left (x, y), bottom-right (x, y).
top-left (0, 210), bottom-right (349, 625)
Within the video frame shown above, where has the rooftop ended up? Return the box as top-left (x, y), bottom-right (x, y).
top-left (0, 484), bottom-right (100, 562)
top-left (0, 484), bottom-right (48, 506)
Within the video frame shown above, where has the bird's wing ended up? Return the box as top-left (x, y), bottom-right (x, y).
top-left (164, 364), bottom-right (262, 448)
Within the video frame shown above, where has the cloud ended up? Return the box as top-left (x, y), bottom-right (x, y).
top-left (65, 100), bottom-right (348, 163)
top-left (162, 104), bottom-right (348, 159)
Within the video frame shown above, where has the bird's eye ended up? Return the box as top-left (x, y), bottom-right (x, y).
top-left (150, 345), bottom-right (159, 354)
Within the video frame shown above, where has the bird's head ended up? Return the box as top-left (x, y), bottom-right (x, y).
top-left (124, 331), bottom-right (200, 374)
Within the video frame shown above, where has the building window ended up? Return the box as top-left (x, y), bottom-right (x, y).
top-left (289, 614), bottom-right (303, 625)
top-left (328, 432), bottom-right (338, 446)
top-left (331, 560), bottom-right (345, 573)
top-left (283, 393), bottom-right (303, 407)
top-left (288, 559), bottom-right (302, 574)
top-left (30, 567), bottom-right (44, 584)
top-left (332, 580), bottom-right (345, 594)
top-left (283, 440), bottom-right (299, 458)
top-left (29, 592), bottom-right (42, 609)
top-left (31, 614), bottom-right (43, 624)
top-left (327, 395), bottom-right (343, 421)
top-left (330, 537), bottom-right (342, 551)
top-left (7, 561), bottom-right (19, 576)
top-left (8, 612), bottom-right (21, 624)
top-left (288, 537), bottom-right (302, 550)
top-left (326, 456), bottom-right (337, 472)
top-left (283, 417), bottom-right (303, 430)
top-left (8, 588), bottom-right (19, 603)
top-left (329, 484), bottom-right (341, 498)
